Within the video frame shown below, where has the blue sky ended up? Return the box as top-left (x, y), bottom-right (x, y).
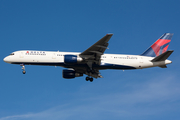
top-left (0, 0), bottom-right (180, 120)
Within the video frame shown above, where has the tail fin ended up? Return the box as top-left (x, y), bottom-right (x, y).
top-left (141, 33), bottom-right (173, 57)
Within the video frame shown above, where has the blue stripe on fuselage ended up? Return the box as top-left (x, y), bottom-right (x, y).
top-left (11, 62), bottom-right (136, 70)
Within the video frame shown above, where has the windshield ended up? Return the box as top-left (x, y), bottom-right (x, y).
top-left (9, 53), bottom-right (14, 56)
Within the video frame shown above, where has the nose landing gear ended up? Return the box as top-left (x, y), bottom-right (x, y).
top-left (20, 64), bottom-right (26, 74)
top-left (22, 70), bottom-right (26, 74)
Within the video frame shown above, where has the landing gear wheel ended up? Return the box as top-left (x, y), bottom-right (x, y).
top-left (86, 77), bottom-right (89, 81)
top-left (90, 78), bottom-right (93, 82)
top-left (85, 76), bottom-right (93, 82)
top-left (22, 71), bottom-right (26, 74)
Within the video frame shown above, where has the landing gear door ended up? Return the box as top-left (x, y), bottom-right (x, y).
top-left (52, 53), bottom-right (56, 59)
top-left (20, 52), bottom-right (24, 58)
top-left (139, 57), bottom-right (143, 68)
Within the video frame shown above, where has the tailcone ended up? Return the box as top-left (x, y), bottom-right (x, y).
top-left (165, 59), bottom-right (172, 65)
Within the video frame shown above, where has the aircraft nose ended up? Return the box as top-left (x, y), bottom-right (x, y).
top-left (3, 56), bottom-right (9, 63)
top-left (3, 57), bottom-right (7, 62)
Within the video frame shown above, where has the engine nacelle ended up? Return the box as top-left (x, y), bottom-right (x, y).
top-left (64, 55), bottom-right (83, 64)
top-left (62, 69), bottom-right (83, 79)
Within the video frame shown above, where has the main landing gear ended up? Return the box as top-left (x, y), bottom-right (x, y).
top-left (86, 76), bottom-right (93, 82)
top-left (20, 64), bottom-right (26, 74)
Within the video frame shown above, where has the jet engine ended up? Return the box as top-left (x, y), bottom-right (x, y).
top-left (64, 55), bottom-right (83, 64)
top-left (62, 69), bottom-right (83, 79)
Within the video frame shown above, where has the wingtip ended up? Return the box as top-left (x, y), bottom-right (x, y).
top-left (168, 50), bottom-right (174, 52)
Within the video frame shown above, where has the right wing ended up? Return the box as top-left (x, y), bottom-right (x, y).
top-left (80, 33), bottom-right (113, 64)
top-left (78, 34), bottom-right (113, 78)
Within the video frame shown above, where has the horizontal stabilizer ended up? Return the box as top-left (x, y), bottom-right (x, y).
top-left (151, 50), bottom-right (174, 62)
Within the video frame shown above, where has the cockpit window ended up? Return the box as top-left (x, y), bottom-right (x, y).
top-left (9, 53), bottom-right (14, 55)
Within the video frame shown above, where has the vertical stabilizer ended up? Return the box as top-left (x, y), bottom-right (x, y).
top-left (141, 33), bottom-right (173, 57)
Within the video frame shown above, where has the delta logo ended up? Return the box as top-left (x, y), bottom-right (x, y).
top-left (25, 51), bottom-right (46, 55)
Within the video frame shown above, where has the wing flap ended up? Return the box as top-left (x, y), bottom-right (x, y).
top-left (89, 51), bottom-right (103, 55)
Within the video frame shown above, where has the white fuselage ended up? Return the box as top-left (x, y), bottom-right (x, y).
top-left (3, 50), bottom-right (172, 70)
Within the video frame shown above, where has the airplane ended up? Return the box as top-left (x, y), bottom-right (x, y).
top-left (3, 33), bottom-right (173, 82)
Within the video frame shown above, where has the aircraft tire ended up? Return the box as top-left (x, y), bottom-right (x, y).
top-left (22, 71), bottom-right (26, 74)
top-left (90, 78), bottom-right (93, 82)
top-left (86, 77), bottom-right (89, 81)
